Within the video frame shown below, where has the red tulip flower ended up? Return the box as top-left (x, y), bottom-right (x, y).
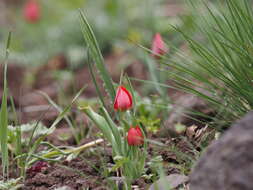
top-left (114, 86), bottom-right (133, 111)
top-left (127, 126), bottom-right (144, 146)
top-left (24, 0), bottom-right (41, 23)
top-left (151, 33), bottom-right (168, 59)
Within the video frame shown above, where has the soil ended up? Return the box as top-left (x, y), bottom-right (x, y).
top-left (24, 158), bottom-right (108, 190)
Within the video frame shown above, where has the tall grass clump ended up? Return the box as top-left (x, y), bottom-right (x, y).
top-left (162, 0), bottom-right (253, 128)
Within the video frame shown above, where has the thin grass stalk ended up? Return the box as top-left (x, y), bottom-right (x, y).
top-left (0, 32), bottom-right (11, 180)
top-left (125, 74), bottom-right (137, 116)
top-left (10, 96), bottom-right (23, 176)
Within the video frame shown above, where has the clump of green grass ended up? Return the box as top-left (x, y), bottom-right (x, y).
top-left (162, 0), bottom-right (253, 128)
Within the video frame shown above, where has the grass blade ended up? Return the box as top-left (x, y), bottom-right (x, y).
top-left (0, 32), bottom-right (11, 179)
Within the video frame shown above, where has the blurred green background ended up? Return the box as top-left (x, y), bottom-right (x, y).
top-left (0, 0), bottom-right (180, 66)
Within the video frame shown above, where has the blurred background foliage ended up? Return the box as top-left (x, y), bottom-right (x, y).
top-left (0, 0), bottom-right (165, 65)
top-left (1, 0), bottom-right (245, 127)
top-left (0, 0), bottom-right (200, 67)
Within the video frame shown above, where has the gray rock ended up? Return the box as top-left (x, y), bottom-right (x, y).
top-left (149, 174), bottom-right (189, 190)
top-left (190, 111), bottom-right (253, 190)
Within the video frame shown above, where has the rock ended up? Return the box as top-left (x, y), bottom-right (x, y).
top-left (190, 111), bottom-right (253, 190)
top-left (149, 174), bottom-right (189, 190)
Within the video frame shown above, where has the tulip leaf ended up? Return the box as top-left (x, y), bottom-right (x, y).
top-left (100, 107), bottom-right (122, 154)
top-left (81, 106), bottom-right (121, 155)
top-left (79, 10), bottom-right (116, 104)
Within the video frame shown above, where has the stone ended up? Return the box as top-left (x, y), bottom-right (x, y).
top-left (190, 112), bottom-right (253, 190)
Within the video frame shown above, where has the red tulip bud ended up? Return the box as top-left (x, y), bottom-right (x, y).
top-left (151, 33), bottom-right (168, 59)
top-left (114, 86), bottom-right (133, 111)
top-left (24, 0), bottom-right (41, 23)
top-left (127, 126), bottom-right (144, 146)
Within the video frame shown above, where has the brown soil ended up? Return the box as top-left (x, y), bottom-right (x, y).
top-left (24, 158), bottom-right (107, 190)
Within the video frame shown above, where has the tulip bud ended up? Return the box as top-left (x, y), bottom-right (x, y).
top-left (151, 33), bottom-right (168, 59)
top-left (127, 126), bottom-right (144, 146)
top-left (24, 0), bottom-right (41, 23)
top-left (114, 86), bottom-right (133, 111)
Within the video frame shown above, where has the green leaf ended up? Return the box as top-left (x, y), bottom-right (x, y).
top-left (0, 32), bottom-right (11, 179)
top-left (100, 107), bottom-right (122, 154)
top-left (80, 106), bottom-right (122, 156)
top-left (79, 10), bottom-right (115, 103)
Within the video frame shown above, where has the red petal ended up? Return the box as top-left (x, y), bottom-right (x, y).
top-left (127, 126), bottom-right (144, 146)
top-left (24, 0), bottom-right (40, 23)
top-left (151, 33), bottom-right (168, 58)
top-left (114, 86), bottom-right (132, 111)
